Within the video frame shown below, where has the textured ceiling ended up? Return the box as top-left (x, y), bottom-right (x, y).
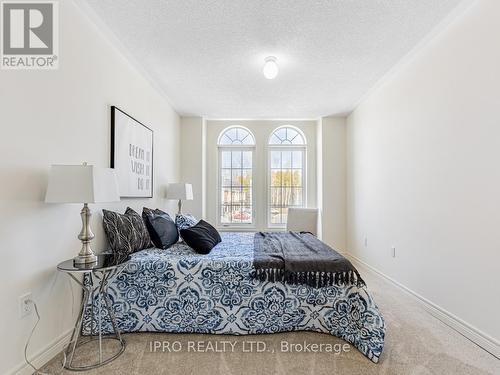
top-left (82, 0), bottom-right (464, 118)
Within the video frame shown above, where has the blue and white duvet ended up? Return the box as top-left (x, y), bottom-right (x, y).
top-left (83, 232), bottom-right (385, 363)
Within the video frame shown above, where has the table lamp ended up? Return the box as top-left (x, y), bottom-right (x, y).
top-left (45, 163), bottom-right (120, 264)
top-left (166, 183), bottom-right (193, 214)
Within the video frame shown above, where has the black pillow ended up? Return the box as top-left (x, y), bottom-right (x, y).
top-left (180, 220), bottom-right (221, 254)
top-left (102, 207), bottom-right (152, 256)
top-left (142, 207), bottom-right (167, 225)
top-left (142, 207), bottom-right (164, 218)
top-left (142, 208), bottom-right (179, 249)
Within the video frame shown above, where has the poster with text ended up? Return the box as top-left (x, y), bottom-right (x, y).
top-left (111, 106), bottom-right (153, 198)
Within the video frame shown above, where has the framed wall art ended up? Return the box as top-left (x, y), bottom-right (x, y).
top-left (111, 106), bottom-right (153, 198)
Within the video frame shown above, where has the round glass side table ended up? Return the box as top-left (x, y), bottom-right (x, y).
top-left (57, 253), bottom-right (130, 371)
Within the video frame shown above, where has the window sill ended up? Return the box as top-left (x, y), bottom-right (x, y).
top-left (217, 225), bottom-right (256, 232)
top-left (216, 226), bottom-right (288, 233)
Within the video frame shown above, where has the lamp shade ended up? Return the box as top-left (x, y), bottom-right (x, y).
top-left (45, 164), bottom-right (120, 203)
top-left (166, 183), bottom-right (193, 200)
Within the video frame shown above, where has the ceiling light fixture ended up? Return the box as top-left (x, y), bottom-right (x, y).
top-left (263, 56), bottom-right (278, 79)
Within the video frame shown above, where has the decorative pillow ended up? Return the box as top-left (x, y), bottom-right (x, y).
top-left (142, 208), bottom-right (179, 249)
top-left (102, 207), bottom-right (151, 256)
top-left (142, 207), bottom-right (164, 224)
top-left (175, 213), bottom-right (198, 231)
top-left (142, 207), bottom-right (168, 218)
top-left (180, 220), bottom-right (221, 254)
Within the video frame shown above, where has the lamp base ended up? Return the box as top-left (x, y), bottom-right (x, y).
top-left (74, 253), bottom-right (98, 265)
top-left (75, 203), bottom-right (97, 265)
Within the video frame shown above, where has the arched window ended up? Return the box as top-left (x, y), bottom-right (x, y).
top-left (268, 126), bottom-right (306, 226)
top-left (218, 126), bottom-right (255, 225)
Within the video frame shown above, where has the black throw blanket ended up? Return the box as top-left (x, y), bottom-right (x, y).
top-left (253, 232), bottom-right (365, 288)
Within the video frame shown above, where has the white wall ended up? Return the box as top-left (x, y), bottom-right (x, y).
top-left (179, 116), bottom-right (205, 218)
top-left (347, 0), bottom-right (500, 346)
top-left (204, 120), bottom-right (317, 231)
top-left (319, 117), bottom-right (347, 252)
top-left (0, 1), bottom-right (180, 373)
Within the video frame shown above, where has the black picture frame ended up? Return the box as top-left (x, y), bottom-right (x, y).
top-left (111, 106), bottom-right (154, 198)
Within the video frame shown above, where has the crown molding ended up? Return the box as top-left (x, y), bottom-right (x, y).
top-left (72, 0), bottom-right (177, 112)
top-left (350, 0), bottom-right (479, 115)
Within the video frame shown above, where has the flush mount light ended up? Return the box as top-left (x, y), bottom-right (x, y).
top-left (263, 56), bottom-right (278, 79)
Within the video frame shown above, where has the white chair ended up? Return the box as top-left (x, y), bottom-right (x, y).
top-left (286, 208), bottom-right (320, 236)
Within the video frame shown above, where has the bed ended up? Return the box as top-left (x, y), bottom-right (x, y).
top-left (82, 232), bottom-right (385, 363)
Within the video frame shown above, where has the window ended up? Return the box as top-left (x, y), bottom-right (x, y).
top-left (218, 127), bottom-right (255, 225)
top-left (268, 126), bottom-right (306, 226)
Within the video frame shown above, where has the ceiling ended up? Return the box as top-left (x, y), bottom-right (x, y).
top-left (82, 0), bottom-right (464, 118)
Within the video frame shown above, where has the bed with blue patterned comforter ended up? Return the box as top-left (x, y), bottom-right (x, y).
top-left (83, 232), bottom-right (385, 363)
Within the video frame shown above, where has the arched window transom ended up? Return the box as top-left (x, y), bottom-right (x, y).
top-left (218, 127), bottom-right (255, 146)
top-left (269, 127), bottom-right (305, 145)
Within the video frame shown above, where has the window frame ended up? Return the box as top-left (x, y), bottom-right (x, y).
top-left (216, 126), bottom-right (256, 229)
top-left (267, 126), bottom-right (307, 228)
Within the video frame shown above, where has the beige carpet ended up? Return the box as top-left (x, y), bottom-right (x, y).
top-left (41, 262), bottom-right (499, 374)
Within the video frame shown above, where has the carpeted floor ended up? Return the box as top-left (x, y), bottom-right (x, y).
top-left (41, 261), bottom-right (499, 374)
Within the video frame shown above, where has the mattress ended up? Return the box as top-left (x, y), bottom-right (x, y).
top-left (82, 232), bottom-right (385, 363)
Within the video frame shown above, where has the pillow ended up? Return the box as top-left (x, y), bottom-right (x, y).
top-left (175, 213), bottom-right (198, 231)
top-left (142, 207), bottom-right (166, 223)
top-left (180, 220), bottom-right (221, 254)
top-left (102, 207), bottom-right (151, 256)
top-left (142, 207), bottom-right (165, 221)
top-left (142, 208), bottom-right (179, 249)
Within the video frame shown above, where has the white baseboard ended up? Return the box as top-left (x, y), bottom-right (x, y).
top-left (9, 328), bottom-right (72, 375)
top-left (346, 253), bottom-right (500, 359)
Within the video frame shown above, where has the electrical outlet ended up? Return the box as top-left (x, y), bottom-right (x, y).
top-left (19, 292), bottom-right (33, 318)
top-left (391, 246), bottom-right (396, 258)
